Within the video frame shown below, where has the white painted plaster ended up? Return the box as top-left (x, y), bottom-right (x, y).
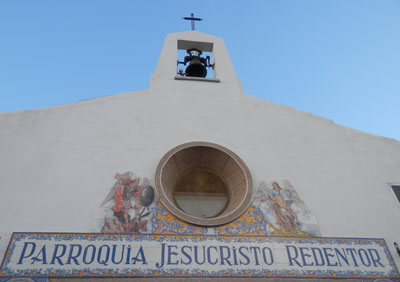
top-left (1, 31), bottom-right (400, 270)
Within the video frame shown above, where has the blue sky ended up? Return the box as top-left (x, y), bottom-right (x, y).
top-left (1, 0), bottom-right (399, 140)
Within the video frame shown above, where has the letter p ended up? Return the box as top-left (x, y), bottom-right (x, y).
top-left (17, 242), bottom-right (36, 264)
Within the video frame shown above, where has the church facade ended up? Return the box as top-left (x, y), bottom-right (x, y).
top-left (0, 31), bottom-right (400, 281)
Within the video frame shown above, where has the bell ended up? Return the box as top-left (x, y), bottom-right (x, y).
top-left (177, 48), bottom-right (211, 78)
top-left (185, 57), bottom-right (207, 78)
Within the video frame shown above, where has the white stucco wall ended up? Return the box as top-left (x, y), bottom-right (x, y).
top-left (1, 31), bottom-right (400, 268)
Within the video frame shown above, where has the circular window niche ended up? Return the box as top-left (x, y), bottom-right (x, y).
top-left (155, 142), bottom-right (253, 226)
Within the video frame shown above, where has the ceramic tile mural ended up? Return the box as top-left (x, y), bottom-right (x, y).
top-left (3, 173), bottom-right (396, 280)
top-left (96, 173), bottom-right (320, 237)
top-left (254, 180), bottom-right (321, 237)
top-left (98, 172), bottom-right (156, 234)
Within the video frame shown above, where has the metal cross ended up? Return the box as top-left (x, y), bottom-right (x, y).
top-left (182, 13), bottom-right (203, 31)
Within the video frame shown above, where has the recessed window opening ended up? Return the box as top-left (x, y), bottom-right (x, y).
top-left (173, 167), bottom-right (229, 218)
top-left (155, 142), bottom-right (253, 226)
top-left (391, 185), bottom-right (400, 204)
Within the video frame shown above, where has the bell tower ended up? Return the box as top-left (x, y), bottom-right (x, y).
top-left (149, 31), bottom-right (243, 97)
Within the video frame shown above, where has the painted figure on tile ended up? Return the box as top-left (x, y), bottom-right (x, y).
top-left (99, 172), bottom-right (155, 234)
top-left (112, 173), bottom-right (141, 224)
top-left (265, 182), bottom-right (297, 233)
top-left (255, 180), bottom-right (321, 237)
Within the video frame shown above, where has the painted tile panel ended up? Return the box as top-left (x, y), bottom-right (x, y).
top-left (94, 173), bottom-right (320, 237)
top-left (0, 233), bottom-right (399, 280)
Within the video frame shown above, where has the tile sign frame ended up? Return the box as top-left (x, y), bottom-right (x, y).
top-left (0, 232), bottom-right (399, 280)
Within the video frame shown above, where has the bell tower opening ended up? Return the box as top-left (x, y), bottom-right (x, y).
top-left (176, 39), bottom-right (215, 80)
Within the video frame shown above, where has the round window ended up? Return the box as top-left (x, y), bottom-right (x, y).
top-left (155, 142), bottom-right (253, 226)
top-left (173, 166), bottom-right (229, 218)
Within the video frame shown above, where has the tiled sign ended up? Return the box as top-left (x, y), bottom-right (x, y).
top-left (1, 233), bottom-right (399, 280)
